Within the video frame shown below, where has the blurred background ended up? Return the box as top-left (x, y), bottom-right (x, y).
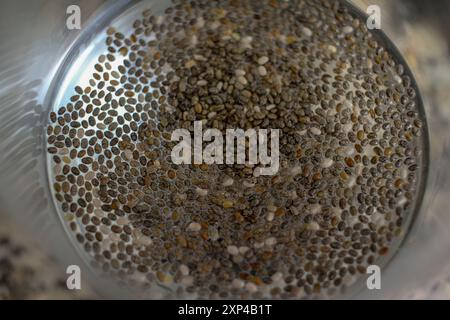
top-left (0, 0), bottom-right (450, 299)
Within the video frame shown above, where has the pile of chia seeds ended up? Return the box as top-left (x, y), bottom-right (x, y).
top-left (47, 0), bottom-right (424, 299)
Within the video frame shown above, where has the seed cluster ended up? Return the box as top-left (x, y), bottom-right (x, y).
top-left (47, 0), bottom-right (424, 299)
